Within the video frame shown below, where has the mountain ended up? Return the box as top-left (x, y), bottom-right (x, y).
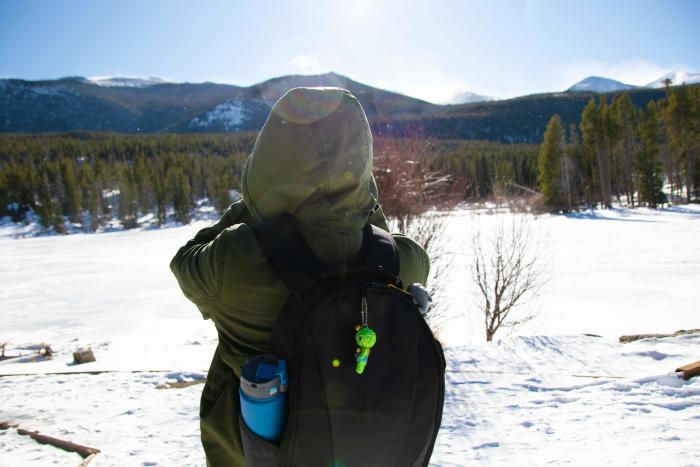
top-left (568, 70), bottom-right (700, 93)
top-left (567, 76), bottom-right (638, 93)
top-left (87, 76), bottom-right (170, 87)
top-left (0, 72), bottom-right (439, 134)
top-left (374, 86), bottom-right (670, 143)
top-left (248, 72), bottom-right (440, 118)
top-left (1, 72), bottom-right (695, 143)
top-left (443, 90), bottom-right (493, 105)
top-left (646, 70), bottom-right (700, 88)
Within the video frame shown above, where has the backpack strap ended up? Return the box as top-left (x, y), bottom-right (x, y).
top-left (249, 213), bottom-right (327, 298)
top-left (352, 224), bottom-right (400, 277)
top-left (250, 214), bottom-right (401, 298)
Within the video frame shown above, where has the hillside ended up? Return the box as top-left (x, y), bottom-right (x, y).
top-left (375, 87), bottom-right (670, 143)
top-left (0, 73), bottom-right (438, 134)
top-left (2, 73), bottom-right (692, 143)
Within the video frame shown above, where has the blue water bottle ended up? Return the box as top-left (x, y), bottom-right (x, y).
top-left (239, 355), bottom-right (288, 442)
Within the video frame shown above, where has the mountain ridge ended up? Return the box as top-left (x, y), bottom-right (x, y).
top-left (567, 69), bottom-right (699, 93)
top-left (567, 76), bottom-right (638, 93)
top-left (0, 71), bottom-right (694, 143)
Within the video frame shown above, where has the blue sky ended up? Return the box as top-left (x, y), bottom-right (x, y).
top-left (1, 0), bottom-right (698, 102)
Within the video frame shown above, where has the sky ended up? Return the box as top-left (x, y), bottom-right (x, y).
top-left (1, 0), bottom-right (699, 103)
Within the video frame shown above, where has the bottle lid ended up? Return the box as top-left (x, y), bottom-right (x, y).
top-left (240, 355), bottom-right (288, 399)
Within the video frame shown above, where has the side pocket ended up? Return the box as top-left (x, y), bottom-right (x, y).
top-left (239, 414), bottom-right (280, 467)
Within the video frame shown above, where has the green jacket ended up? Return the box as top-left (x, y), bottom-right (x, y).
top-left (170, 87), bottom-right (429, 467)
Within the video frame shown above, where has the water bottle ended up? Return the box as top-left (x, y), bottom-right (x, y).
top-left (239, 355), bottom-right (288, 442)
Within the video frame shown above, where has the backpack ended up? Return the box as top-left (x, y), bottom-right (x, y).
top-left (242, 213), bottom-right (445, 467)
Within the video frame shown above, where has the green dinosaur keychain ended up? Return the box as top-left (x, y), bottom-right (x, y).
top-left (355, 296), bottom-right (377, 374)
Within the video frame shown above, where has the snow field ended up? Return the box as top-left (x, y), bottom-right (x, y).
top-left (1, 204), bottom-right (699, 465)
top-left (435, 335), bottom-right (700, 465)
top-left (434, 205), bottom-right (700, 345)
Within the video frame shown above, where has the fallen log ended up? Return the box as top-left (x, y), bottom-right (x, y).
top-left (0, 420), bottom-right (100, 460)
top-left (676, 360), bottom-right (700, 381)
top-left (156, 379), bottom-right (206, 389)
top-left (619, 328), bottom-right (700, 343)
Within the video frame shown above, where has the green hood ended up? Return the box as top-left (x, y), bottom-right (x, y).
top-left (241, 87), bottom-right (378, 266)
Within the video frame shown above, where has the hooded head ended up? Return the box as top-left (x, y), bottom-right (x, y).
top-left (241, 87), bottom-right (378, 265)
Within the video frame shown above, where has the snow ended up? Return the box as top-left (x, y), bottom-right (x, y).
top-left (567, 76), bottom-right (637, 93)
top-left (1, 205), bottom-right (699, 465)
top-left (437, 335), bottom-right (700, 465)
top-left (434, 204), bottom-right (700, 344)
top-left (87, 77), bottom-right (169, 88)
top-left (189, 100), bottom-right (249, 131)
top-left (646, 70), bottom-right (700, 88)
top-left (567, 71), bottom-right (700, 92)
top-left (0, 197), bottom-right (223, 239)
top-left (443, 90), bottom-right (494, 105)
top-left (29, 85), bottom-right (67, 96)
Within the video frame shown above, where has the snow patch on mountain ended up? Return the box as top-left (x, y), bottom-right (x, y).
top-left (189, 100), bottom-right (249, 131)
top-left (567, 76), bottom-right (638, 93)
top-left (646, 70), bottom-right (700, 88)
top-left (29, 85), bottom-right (68, 96)
top-left (88, 76), bottom-right (170, 88)
top-left (444, 90), bottom-right (494, 105)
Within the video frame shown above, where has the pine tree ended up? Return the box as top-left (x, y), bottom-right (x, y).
top-left (692, 87), bottom-right (700, 201)
top-left (613, 93), bottom-right (638, 206)
top-left (37, 170), bottom-right (55, 229)
top-left (637, 102), bottom-right (666, 207)
top-left (537, 114), bottom-right (565, 209)
top-left (133, 155), bottom-right (153, 215)
top-left (118, 167), bottom-right (138, 229)
top-left (152, 171), bottom-right (167, 225)
top-left (665, 85), bottom-right (695, 203)
top-left (50, 161), bottom-right (66, 219)
top-left (598, 96), bottom-right (615, 207)
top-left (171, 168), bottom-right (192, 224)
top-left (79, 162), bottom-right (101, 231)
top-left (581, 99), bottom-right (602, 206)
top-left (213, 173), bottom-right (233, 214)
top-left (567, 123), bottom-right (585, 206)
top-left (61, 158), bottom-right (82, 223)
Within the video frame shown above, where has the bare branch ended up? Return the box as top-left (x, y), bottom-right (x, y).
top-left (470, 212), bottom-right (547, 341)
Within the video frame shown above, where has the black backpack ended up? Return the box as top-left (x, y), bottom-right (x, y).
top-left (243, 214), bottom-right (445, 467)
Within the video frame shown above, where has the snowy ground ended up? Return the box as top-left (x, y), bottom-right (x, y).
top-left (1, 205), bottom-right (699, 466)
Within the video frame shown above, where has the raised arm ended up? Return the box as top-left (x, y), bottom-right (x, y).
top-left (170, 200), bottom-right (250, 316)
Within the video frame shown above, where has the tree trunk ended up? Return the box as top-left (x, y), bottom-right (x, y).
top-left (686, 150), bottom-right (694, 204)
top-left (595, 144), bottom-right (611, 208)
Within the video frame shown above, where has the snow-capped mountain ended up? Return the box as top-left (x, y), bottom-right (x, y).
top-left (87, 76), bottom-right (170, 87)
top-left (567, 76), bottom-right (638, 93)
top-left (444, 90), bottom-right (494, 105)
top-left (645, 70), bottom-right (700, 88)
top-left (568, 70), bottom-right (700, 93)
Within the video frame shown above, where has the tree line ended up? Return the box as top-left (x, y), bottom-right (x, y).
top-left (0, 132), bottom-right (254, 231)
top-left (2, 85), bottom-right (696, 234)
top-left (537, 84), bottom-right (700, 210)
top-left (0, 131), bottom-right (539, 232)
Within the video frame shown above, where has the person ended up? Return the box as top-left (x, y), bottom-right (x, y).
top-left (170, 87), bottom-right (430, 467)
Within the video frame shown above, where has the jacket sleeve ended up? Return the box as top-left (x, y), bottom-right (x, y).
top-left (394, 234), bottom-right (430, 287)
top-left (367, 202), bottom-right (431, 287)
top-left (169, 200), bottom-right (248, 317)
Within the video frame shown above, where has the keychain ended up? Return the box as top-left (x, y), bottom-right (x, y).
top-left (355, 296), bottom-right (377, 375)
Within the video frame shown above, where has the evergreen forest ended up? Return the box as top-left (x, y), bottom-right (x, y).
top-left (0, 85), bottom-right (698, 233)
